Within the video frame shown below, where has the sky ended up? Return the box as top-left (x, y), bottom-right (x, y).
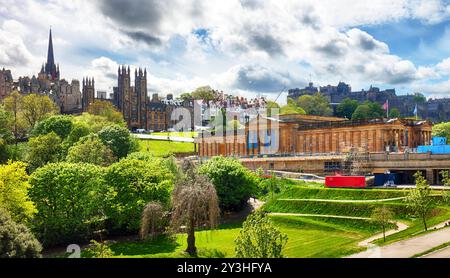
top-left (1, 0), bottom-right (450, 104)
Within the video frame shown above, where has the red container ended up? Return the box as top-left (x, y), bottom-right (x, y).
top-left (325, 176), bottom-right (366, 188)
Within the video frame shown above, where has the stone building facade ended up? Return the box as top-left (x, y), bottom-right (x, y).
top-left (0, 68), bottom-right (12, 99)
top-left (197, 114), bottom-right (433, 157)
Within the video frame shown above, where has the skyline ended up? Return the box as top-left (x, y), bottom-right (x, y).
top-left (2, 1), bottom-right (450, 103)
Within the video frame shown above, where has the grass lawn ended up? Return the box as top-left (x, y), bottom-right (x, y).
top-left (138, 139), bottom-right (195, 157)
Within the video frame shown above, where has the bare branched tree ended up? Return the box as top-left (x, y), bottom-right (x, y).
top-left (171, 160), bottom-right (220, 256)
top-left (140, 201), bottom-right (165, 241)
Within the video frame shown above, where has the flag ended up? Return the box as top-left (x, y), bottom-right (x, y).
top-left (413, 104), bottom-right (417, 116)
top-left (383, 100), bottom-right (389, 111)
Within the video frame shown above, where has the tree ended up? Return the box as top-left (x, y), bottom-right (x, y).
top-left (352, 101), bottom-right (385, 120)
top-left (296, 93), bottom-right (333, 116)
top-left (0, 162), bottom-right (36, 224)
top-left (406, 172), bottom-right (434, 231)
top-left (198, 157), bottom-right (259, 211)
top-left (178, 92), bottom-right (193, 102)
top-left (32, 115), bottom-right (73, 139)
top-left (3, 91), bottom-right (26, 143)
top-left (336, 98), bottom-right (359, 119)
top-left (64, 121), bottom-right (91, 147)
top-left (266, 101), bottom-right (280, 117)
top-left (432, 122), bottom-right (450, 142)
top-left (104, 158), bottom-right (174, 232)
top-left (280, 98), bottom-right (306, 115)
top-left (66, 134), bottom-right (116, 166)
top-left (140, 201), bottom-right (165, 240)
top-left (389, 108), bottom-right (400, 118)
top-left (413, 93), bottom-right (426, 104)
top-left (21, 93), bottom-right (58, 130)
top-left (235, 211), bottom-right (288, 258)
top-left (0, 106), bottom-right (13, 143)
top-left (351, 104), bottom-right (371, 120)
top-left (87, 100), bottom-right (125, 125)
top-left (371, 206), bottom-right (395, 242)
top-left (0, 209), bottom-right (42, 258)
top-left (27, 132), bottom-right (62, 170)
top-left (440, 170), bottom-right (450, 203)
top-left (171, 160), bottom-right (220, 256)
top-left (191, 86), bottom-right (218, 102)
top-left (98, 125), bottom-right (137, 159)
top-left (29, 163), bottom-right (107, 246)
top-left (74, 113), bottom-right (121, 133)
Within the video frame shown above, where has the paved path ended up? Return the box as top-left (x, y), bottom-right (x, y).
top-left (132, 134), bottom-right (194, 143)
top-left (347, 225), bottom-right (450, 258)
top-left (269, 212), bottom-right (371, 220)
top-left (278, 197), bottom-right (407, 203)
top-left (357, 222), bottom-right (409, 247)
top-left (421, 245), bottom-right (450, 258)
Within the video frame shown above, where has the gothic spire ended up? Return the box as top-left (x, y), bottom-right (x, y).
top-left (47, 28), bottom-right (55, 69)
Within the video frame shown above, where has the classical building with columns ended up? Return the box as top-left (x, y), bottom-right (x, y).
top-left (197, 114), bottom-right (433, 158)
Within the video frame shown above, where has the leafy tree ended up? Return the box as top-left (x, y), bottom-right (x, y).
top-left (235, 211), bottom-right (288, 258)
top-left (440, 170), bottom-right (450, 203)
top-left (104, 158), bottom-right (174, 232)
top-left (266, 101), bottom-right (280, 117)
top-left (0, 209), bottom-right (42, 258)
top-left (32, 115), bottom-right (73, 139)
top-left (87, 100), bottom-right (125, 125)
top-left (389, 108), bottom-right (401, 118)
top-left (3, 91), bottom-right (27, 143)
top-left (98, 125), bottom-right (137, 159)
top-left (177, 92), bottom-right (193, 102)
top-left (406, 172), bottom-right (434, 231)
top-left (29, 163), bottom-right (107, 246)
top-left (0, 139), bottom-right (6, 163)
top-left (64, 121), bottom-right (91, 148)
top-left (191, 86), bottom-right (217, 102)
top-left (21, 93), bottom-right (58, 130)
top-left (432, 122), bottom-right (450, 142)
top-left (27, 132), bottom-right (62, 170)
top-left (352, 101), bottom-right (385, 120)
top-left (367, 101), bottom-right (385, 117)
top-left (140, 201), bottom-right (166, 240)
top-left (66, 134), bottom-right (116, 166)
top-left (336, 98), bottom-right (358, 119)
top-left (280, 98), bottom-right (306, 115)
top-left (296, 93), bottom-right (333, 116)
top-left (0, 162), bottom-right (36, 223)
top-left (84, 240), bottom-right (114, 258)
top-left (352, 104), bottom-right (371, 120)
top-left (171, 160), bottom-right (220, 256)
top-left (413, 93), bottom-right (426, 103)
top-left (0, 106), bottom-right (13, 143)
top-left (198, 157), bottom-right (259, 211)
top-left (74, 113), bottom-right (121, 133)
top-left (371, 206), bottom-right (395, 242)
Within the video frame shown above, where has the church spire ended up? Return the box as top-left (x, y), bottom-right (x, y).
top-left (44, 28), bottom-right (58, 80)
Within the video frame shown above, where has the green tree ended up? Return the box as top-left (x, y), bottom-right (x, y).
top-left (413, 93), bottom-right (426, 104)
top-left (171, 160), bottom-right (220, 256)
top-left (74, 113), bottom-right (120, 133)
top-left (371, 206), bottom-right (395, 242)
top-left (66, 134), bottom-right (116, 166)
top-left (21, 93), bottom-right (58, 130)
top-left (266, 101), bottom-right (280, 117)
top-left (296, 93), bottom-right (332, 116)
top-left (352, 101), bottom-right (385, 120)
top-left (406, 172), bottom-right (434, 231)
top-left (0, 106), bottom-right (13, 143)
top-left (235, 211), bottom-right (288, 258)
top-left (280, 98), bottom-right (306, 115)
top-left (432, 122), bottom-right (450, 142)
top-left (29, 163), bottom-right (107, 246)
top-left (104, 158), bottom-right (174, 232)
top-left (389, 108), bottom-right (401, 118)
top-left (191, 86), bottom-right (217, 102)
top-left (3, 91), bottom-right (27, 143)
top-left (98, 125), bottom-right (137, 159)
top-left (198, 157), bottom-right (259, 211)
top-left (0, 209), bottom-right (42, 258)
top-left (32, 115), bottom-right (73, 139)
top-left (27, 132), bottom-right (62, 170)
top-left (177, 92), bottom-right (193, 102)
top-left (0, 139), bottom-right (7, 163)
top-left (440, 170), bottom-right (450, 203)
top-left (64, 121), bottom-right (91, 148)
top-left (336, 98), bottom-right (359, 119)
top-left (0, 162), bottom-right (36, 223)
top-left (87, 100), bottom-right (125, 125)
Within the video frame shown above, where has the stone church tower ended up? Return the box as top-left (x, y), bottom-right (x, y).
top-left (82, 77), bottom-right (95, 112)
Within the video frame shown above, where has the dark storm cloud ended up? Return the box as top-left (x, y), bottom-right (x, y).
top-left (124, 30), bottom-right (162, 46)
top-left (234, 65), bottom-right (295, 92)
top-left (98, 0), bottom-right (164, 28)
top-left (248, 33), bottom-right (284, 56)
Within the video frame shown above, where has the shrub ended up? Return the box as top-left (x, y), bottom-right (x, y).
top-left (0, 161), bottom-right (36, 224)
top-left (0, 138), bottom-right (7, 163)
top-left (98, 125), bottom-right (137, 159)
top-left (104, 158), bottom-right (174, 232)
top-left (27, 132), bottom-right (62, 170)
top-left (0, 209), bottom-right (42, 258)
top-left (66, 134), bottom-right (116, 166)
top-left (29, 163), bottom-right (107, 246)
top-left (198, 157), bottom-right (258, 211)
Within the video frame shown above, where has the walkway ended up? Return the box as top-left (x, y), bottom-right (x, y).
top-left (278, 197), bottom-right (407, 203)
top-left (347, 225), bottom-right (450, 258)
top-left (269, 212), bottom-right (370, 220)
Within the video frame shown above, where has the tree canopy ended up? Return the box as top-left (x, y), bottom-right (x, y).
top-left (87, 100), bottom-right (125, 125)
top-left (296, 93), bottom-right (332, 116)
top-left (336, 98), bottom-right (358, 119)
